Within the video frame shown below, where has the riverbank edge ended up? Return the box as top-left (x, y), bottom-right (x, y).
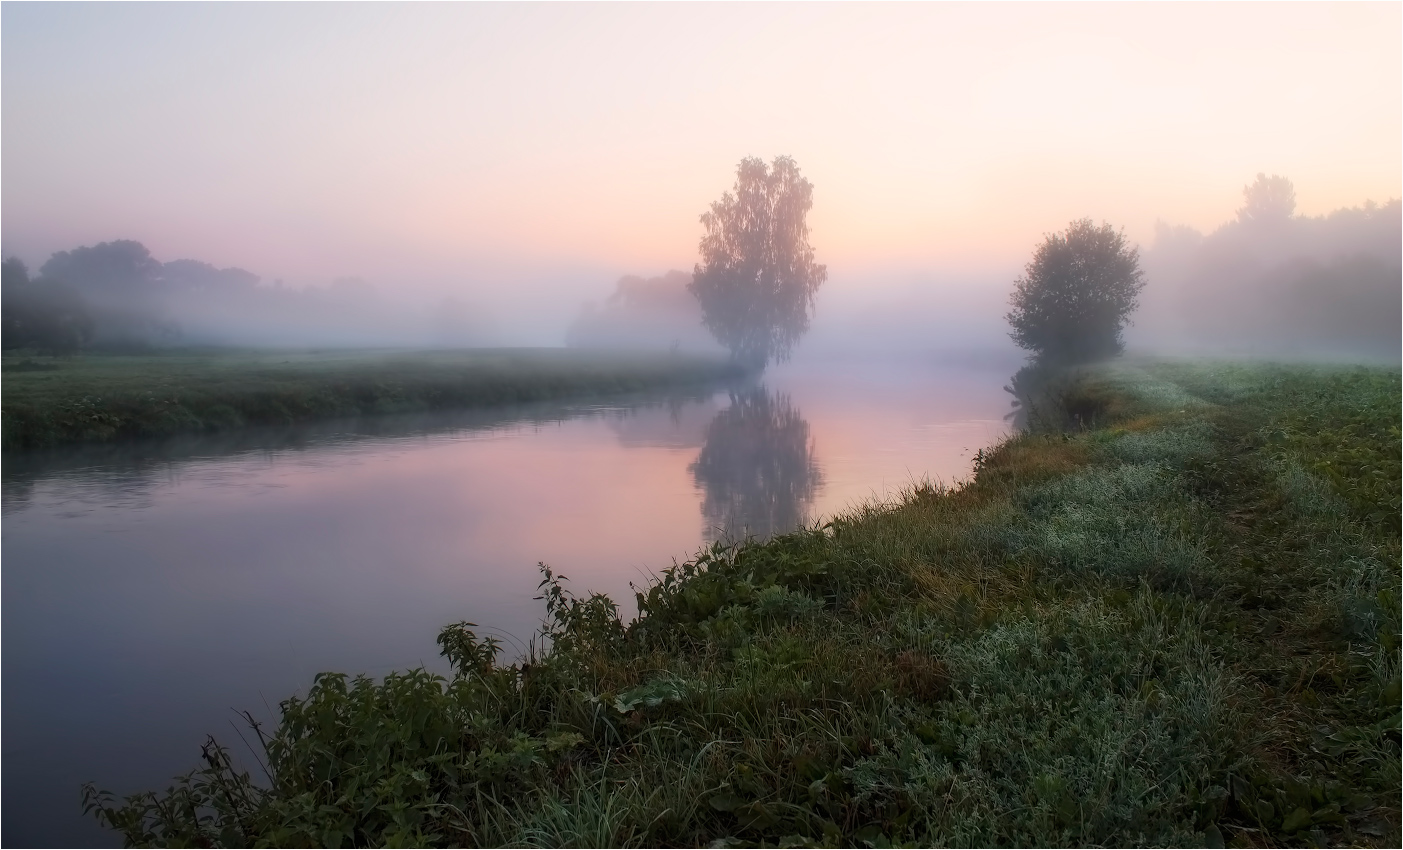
top-left (84, 358), bottom-right (1402, 847)
top-left (1, 348), bottom-right (748, 450)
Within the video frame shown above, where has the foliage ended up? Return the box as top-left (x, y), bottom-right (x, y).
top-left (1238, 172), bottom-right (1297, 224)
top-left (1006, 219), bottom-right (1146, 364)
top-left (1, 257), bottom-right (94, 354)
top-left (437, 622), bottom-right (502, 678)
top-left (1, 348), bottom-right (743, 450)
top-left (690, 156), bottom-right (827, 369)
top-left (40, 240), bottom-right (165, 294)
top-left (39, 240), bottom-right (178, 345)
top-left (16, 238), bottom-right (493, 350)
top-left (85, 360), bottom-right (1400, 848)
top-left (1135, 182), bottom-right (1399, 362)
top-left (565, 270), bottom-right (718, 352)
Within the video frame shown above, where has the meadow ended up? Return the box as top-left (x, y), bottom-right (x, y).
top-left (0, 348), bottom-right (743, 451)
top-left (83, 359), bottom-right (1401, 848)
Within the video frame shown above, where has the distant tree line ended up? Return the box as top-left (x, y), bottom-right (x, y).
top-left (1134, 174), bottom-right (1400, 361)
top-left (565, 270), bottom-right (719, 352)
top-left (16, 170), bottom-right (1391, 367)
top-left (1003, 174), bottom-right (1399, 366)
top-left (2, 240), bottom-right (488, 352)
top-left (2, 257), bottom-right (94, 354)
top-left (1001, 174), bottom-right (1399, 436)
top-left (3, 240), bottom-right (268, 351)
top-left (11, 156), bottom-right (830, 364)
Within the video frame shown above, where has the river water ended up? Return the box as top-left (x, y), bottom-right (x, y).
top-left (1, 354), bottom-right (1015, 846)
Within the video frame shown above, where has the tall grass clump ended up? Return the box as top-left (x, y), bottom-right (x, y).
top-left (84, 360), bottom-right (1400, 847)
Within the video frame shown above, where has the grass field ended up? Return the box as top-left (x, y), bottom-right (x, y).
top-left (83, 359), bottom-right (1401, 848)
top-left (1, 348), bottom-right (743, 450)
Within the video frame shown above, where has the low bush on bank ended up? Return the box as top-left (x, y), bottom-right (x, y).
top-left (84, 360), bottom-right (1401, 847)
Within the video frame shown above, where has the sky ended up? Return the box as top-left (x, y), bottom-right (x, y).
top-left (3, 2), bottom-right (1399, 338)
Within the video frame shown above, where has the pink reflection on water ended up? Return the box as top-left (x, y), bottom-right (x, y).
top-left (3, 360), bottom-right (1019, 847)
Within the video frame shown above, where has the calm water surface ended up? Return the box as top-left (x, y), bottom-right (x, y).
top-left (2, 355), bottom-right (1014, 846)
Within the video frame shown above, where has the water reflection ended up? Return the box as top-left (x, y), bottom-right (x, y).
top-left (2, 361), bottom-right (1015, 848)
top-left (689, 386), bottom-right (822, 541)
top-left (2, 383), bottom-right (735, 850)
top-left (606, 397), bottom-right (717, 450)
top-left (1002, 361), bottom-right (1097, 433)
top-left (1004, 366), bottom-right (1032, 431)
top-left (1, 385), bottom-right (725, 516)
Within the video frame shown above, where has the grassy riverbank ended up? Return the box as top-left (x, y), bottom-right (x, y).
top-left (1, 348), bottom-right (743, 450)
top-left (85, 359), bottom-right (1400, 847)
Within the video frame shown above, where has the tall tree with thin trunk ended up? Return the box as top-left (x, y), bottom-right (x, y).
top-left (690, 156), bottom-right (827, 369)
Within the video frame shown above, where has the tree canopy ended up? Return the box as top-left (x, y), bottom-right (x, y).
top-left (1006, 219), bottom-right (1145, 364)
top-left (1, 257), bottom-right (94, 353)
top-left (1237, 173), bottom-right (1296, 225)
top-left (689, 156), bottom-right (827, 369)
top-left (1135, 188), bottom-right (1399, 361)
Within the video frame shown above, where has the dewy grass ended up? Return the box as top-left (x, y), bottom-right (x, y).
top-left (0, 348), bottom-right (744, 450)
top-left (82, 360), bottom-right (1401, 848)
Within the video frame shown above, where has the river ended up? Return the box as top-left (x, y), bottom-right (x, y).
top-left (1, 353), bottom-right (1016, 846)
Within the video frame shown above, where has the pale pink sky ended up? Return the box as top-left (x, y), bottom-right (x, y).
top-left (3, 3), bottom-right (1399, 297)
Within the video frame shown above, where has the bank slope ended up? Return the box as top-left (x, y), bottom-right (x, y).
top-left (86, 359), bottom-right (1401, 848)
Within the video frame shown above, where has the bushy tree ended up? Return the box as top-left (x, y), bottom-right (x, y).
top-left (1237, 173), bottom-right (1296, 224)
top-left (689, 156), bottom-right (827, 369)
top-left (40, 239), bottom-right (164, 298)
top-left (40, 240), bottom-right (171, 344)
top-left (1, 257), bottom-right (94, 354)
top-left (1006, 219), bottom-right (1145, 363)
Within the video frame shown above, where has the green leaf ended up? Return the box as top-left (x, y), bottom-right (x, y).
top-left (1281, 806), bottom-right (1312, 833)
top-left (1255, 799), bottom-right (1275, 823)
top-left (854, 824), bottom-right (891, 848)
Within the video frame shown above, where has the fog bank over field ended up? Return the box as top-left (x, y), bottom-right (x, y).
top-left (563, 268), bottom-right (1019, 364)
top-left (4, 4), bottom-right (1397, 361)
top-left (559, 178), bottom-right (1400, 367)
top-left (2, 240), bottom-right (503, 350)
top-left (1129, 184), bottom-right (1400, 364)
top-left (8, 177), bottom-right (1396, 364)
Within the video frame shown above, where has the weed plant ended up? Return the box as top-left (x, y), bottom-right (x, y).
top-left (83, 360), bottom-right (1401, 847)
top-left (1, 348), bottom-right (743, 450)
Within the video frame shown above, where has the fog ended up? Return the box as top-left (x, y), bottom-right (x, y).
top-left (1130, 189), bottom-right (1401, 363)
top-left (5, 194), bottom-right (1396, 364)
top-left (2, 4), bottom-right (1398, 360)
top-left (3, 9), bottom-right (1400, 847)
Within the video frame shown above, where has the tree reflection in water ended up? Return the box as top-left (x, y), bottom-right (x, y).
top-left (689, 386), bottom-right (822, 542)
top-left (1003, 360), bottom-right (1096, 433)
top-left (1004, 367), bottom-right (1031, 432)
